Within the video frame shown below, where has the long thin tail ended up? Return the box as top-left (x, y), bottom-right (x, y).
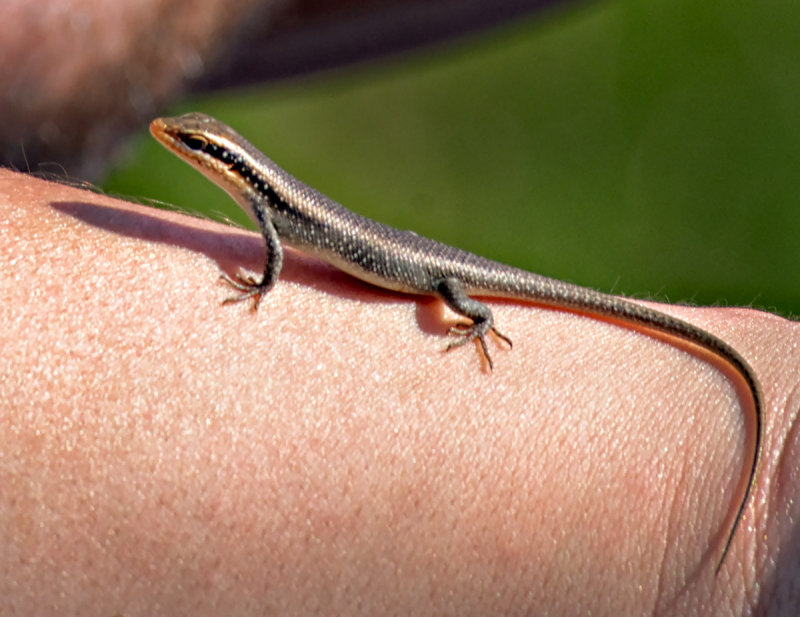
top-left (507, 280), bottom-right (762, 572)
top-left (579, 294), bottom-right (761, 574)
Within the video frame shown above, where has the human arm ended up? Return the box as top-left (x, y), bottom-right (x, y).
top-left (1, 169), bottom-right (796, 615)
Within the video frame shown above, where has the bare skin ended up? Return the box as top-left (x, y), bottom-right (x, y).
top-left (1, 169), bottom-right (797, 615)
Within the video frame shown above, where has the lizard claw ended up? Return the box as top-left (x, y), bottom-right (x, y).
top-left (445, 322), bottom-right (513, 371)
top-left (220, 271), bottom-right (267, 310)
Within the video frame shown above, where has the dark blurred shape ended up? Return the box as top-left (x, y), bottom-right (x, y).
top-left (199, 0), bottom-right (560, 89)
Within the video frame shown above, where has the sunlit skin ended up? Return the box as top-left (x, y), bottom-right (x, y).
top-left (2, 169), bottom-right (796, 615)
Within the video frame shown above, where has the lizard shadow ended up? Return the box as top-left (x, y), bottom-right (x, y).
top-left (51, 200), bottom-right (450, 337)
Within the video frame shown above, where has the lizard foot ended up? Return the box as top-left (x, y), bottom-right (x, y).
top-left (220, 271), bottom-right (269, 310)
top-left (446, 323), bottom-right (513, 371)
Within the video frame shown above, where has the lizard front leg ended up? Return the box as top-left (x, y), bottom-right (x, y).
top-left (221, 205), bottom-right (283, 310)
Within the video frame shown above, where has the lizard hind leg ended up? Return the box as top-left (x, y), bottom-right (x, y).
top-left (436, 278), bottom-right (511, 370)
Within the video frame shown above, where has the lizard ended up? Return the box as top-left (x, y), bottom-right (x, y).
top-left (150, 112), bottom-right (762, 573)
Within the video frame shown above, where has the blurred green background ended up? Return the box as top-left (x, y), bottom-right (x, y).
top-left (105, 0), bottom-right (799, 316)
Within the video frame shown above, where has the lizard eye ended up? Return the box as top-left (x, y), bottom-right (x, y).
top-left (180, 134), bottom-right (207, 151)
